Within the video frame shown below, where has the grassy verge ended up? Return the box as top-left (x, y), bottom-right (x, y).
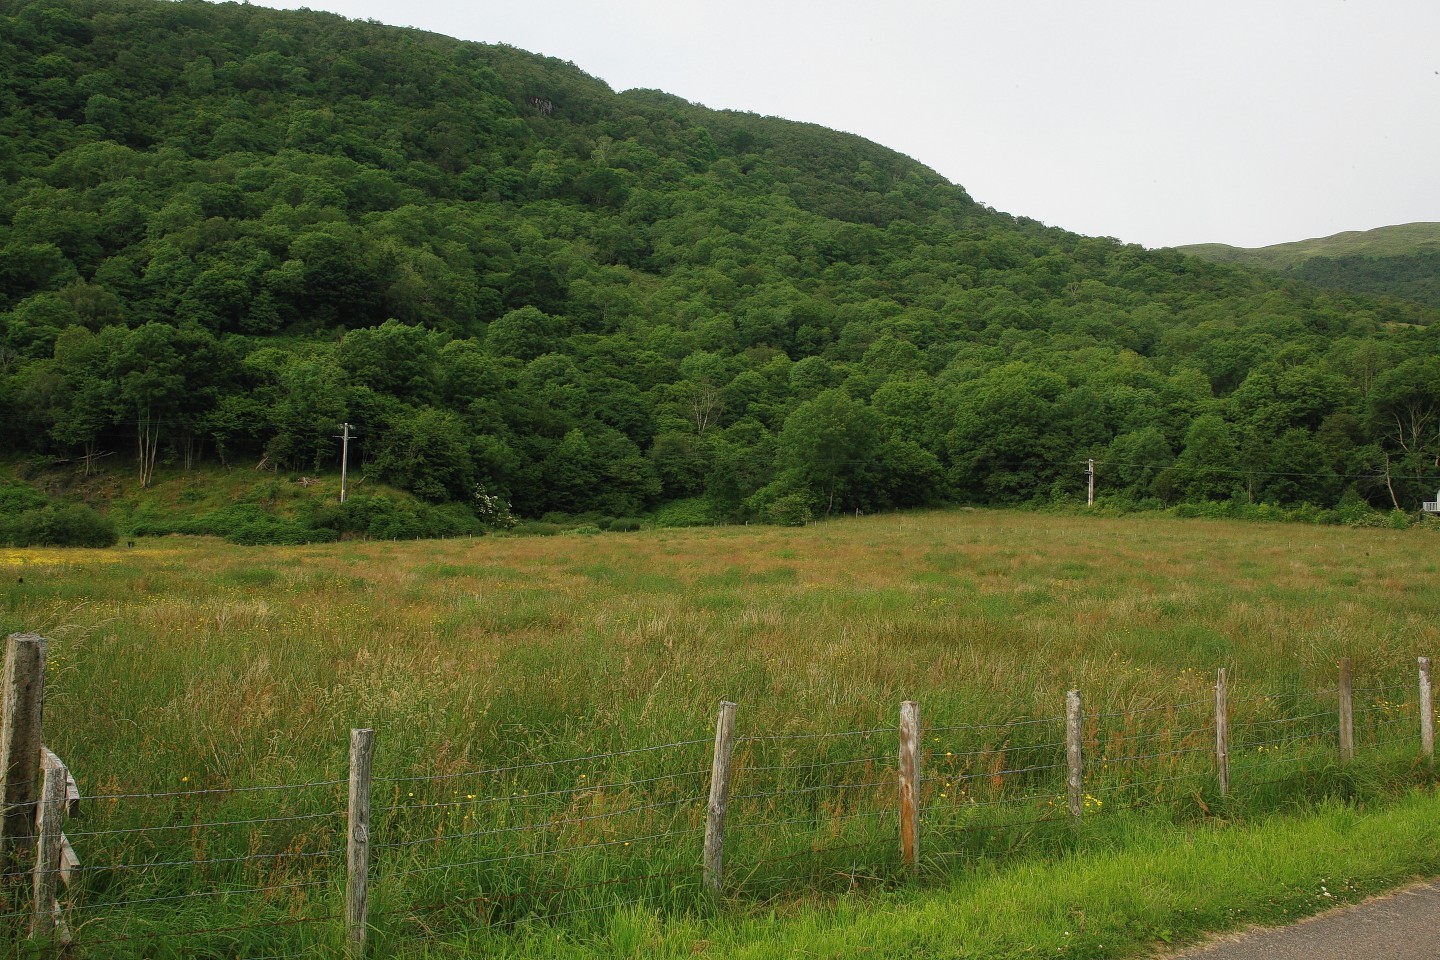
top-left (480, 790), bottom-right (1440, 959)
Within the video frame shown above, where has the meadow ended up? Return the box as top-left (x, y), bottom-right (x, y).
top-left (2, 509), bottom-right (1439, 958)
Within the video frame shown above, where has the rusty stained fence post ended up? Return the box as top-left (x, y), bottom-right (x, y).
top-left (703, 701), bottom-right (737, 899)
top-left (0, 634), bottom-right (46, 873)
top-left (898, 700), bottom-right (921, 871)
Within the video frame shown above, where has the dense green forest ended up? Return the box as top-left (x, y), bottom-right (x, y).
top-left (1181, 223), bottom-right (1440, 310)
top-left (2, 0), bottom-right (1438, 528)
top-left (1286, 251), bottom-right (1440, 310)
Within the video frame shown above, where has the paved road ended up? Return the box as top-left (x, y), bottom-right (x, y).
top-left (1165, 880), bottom-right (1440, 959)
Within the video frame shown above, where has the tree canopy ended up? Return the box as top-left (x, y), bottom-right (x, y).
top-left (2, 0), bottom-right (1437, 519)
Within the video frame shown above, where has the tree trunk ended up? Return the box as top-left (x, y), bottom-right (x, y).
top-left (137, 412), bottom-right (159, 488)
top-left (1383, 452), bottom-right (1401, 512)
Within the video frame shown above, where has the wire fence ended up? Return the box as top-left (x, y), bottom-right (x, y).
top-left (1, 657), bottom-right (1437, 959)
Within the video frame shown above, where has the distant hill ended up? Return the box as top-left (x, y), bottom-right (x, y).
top-left (1, 0), bottom-right (1438, 522)
top-left (1179, 223), bottom-right (1440, 308)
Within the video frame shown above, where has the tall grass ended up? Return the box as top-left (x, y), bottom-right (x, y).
top-left (0, 509), bottom-right (1437, 956)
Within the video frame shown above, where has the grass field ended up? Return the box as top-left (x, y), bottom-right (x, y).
top-left (2, 509), bottom-right (1439, 957)
top-left (1177, 220), bottom-right (1440, 269)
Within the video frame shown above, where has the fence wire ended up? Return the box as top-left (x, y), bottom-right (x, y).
top-left (4, 670), bottom-right (1435, 958)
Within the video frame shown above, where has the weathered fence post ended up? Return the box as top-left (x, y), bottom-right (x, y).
top-left (1420, 657), bottom-right (1434, 766)
top-left (1066, 690), bottom-right (1083, 822)
top-left (1338, 658), bottom-right (1354, 764)
top-left (703, 700), bottom-right (737, 899)
top-left (346, 728), bottom-right (374, 958)
top-left (0, 634), bottom-right (45, 871)
top-left (1215, 668), bottom-right (1230, 797)
top-left (898, 700), bottom-right (921, 870)
top-left (39, 747), bottom-right (80, 888)
top-left (30, 750), bottom-right (68, 942)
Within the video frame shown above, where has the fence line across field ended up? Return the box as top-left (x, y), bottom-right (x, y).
top-left (1, 636), bottom-right (1437, 958)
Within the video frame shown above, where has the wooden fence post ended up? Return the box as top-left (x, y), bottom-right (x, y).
top-left (1420, 657), bottom-right (1434, 766)
top-left (40, 748), bottom-right (80, 889)
top-left (346, 729), bottom-right (374, 959)
top-left (0, 634), bottom-right (45, 872)
top-left (30, 750), bottom-right (68, 942)
top-left (1215, 668), bottom-right (1230, 797)
top-left (703, 700), bottom-right (737, 899)
top-left (1066, 690), bottom-right (1083, 822)
top-left (898, 700), bottom-right (921, 870)
top-left (1338, 658), bottom-right (1354, 764)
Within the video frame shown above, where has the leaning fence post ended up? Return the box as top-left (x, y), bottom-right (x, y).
top-left (346, 728), bottom-right (374, 958)
top-left (1215, 668), bottom-right (1230, 797)
top-left (898, 700), bottom-right (921, 871)
top-left (0, 634), bottom-right (46, 872)
top-left (1420, 657), bottom-right (1434, 766)
top-left (703, 701), bottom-right (737, 899)
top-left (30, 750), bottom-right (67, 941)
top-left (1066, 690), bottom-right (1083, 822)
top-left (1338, 658), bottom-right (1354, 764)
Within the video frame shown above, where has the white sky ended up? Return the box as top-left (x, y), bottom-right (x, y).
top-left (255, 0), bottom-right (1440, 249)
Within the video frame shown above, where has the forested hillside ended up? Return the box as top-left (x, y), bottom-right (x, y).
top-left (1181, 223), bottom-right (1440, 310)
top-left (2, 0), bottom-right (1438, 525)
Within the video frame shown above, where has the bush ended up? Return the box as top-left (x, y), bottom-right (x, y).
top-left (1170, 499), bottom-right (1344, 526)
top-left (124, 493), bottom-right (484, 545)
top-left (0, 483), bottom-right (48, 514)
top-left (648, 497), bottom-right (714, 528)
top-left (228, 521), bottom-right (340, 546)
top-left (761, 493), bottom-right (814, 527)
top-left (0, 483), bottom-right (118, 547)
top-left (512, 521), bottom-right (563, 536)
top-left (1333, 491), bottom-right (1387, 527)
top-left (305, 494), bottom-right (484, 541)
top-left (0, 504), bottom-right (119, 547)
top-left (607, 517), bottom-right (642, 532)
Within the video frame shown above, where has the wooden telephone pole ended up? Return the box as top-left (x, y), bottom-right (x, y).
top-left (338, 423), bottom-right (353, 503)
top-left (1086, 459), bottom-right (1095, 507)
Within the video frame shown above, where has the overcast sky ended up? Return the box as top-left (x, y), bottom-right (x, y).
top-left (255, 0), bottom-right (1440, 250)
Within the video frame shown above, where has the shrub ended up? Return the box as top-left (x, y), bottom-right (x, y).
top-left (512, 521), bottom-right (563, 536)
top-left (761, 493), bottom-right (814, 527)
top-left (472, 484), bottom-right (517, 529)
top-left (123, 494), bottom-right (484, 545)
top-left (0, 503), bottom-right (119, 547)
top-left (228, 521), bottom-right (339, 546)
top-left (648, 497), bottom-right (714, 528)
top-left (308, 494), bottom-right (484, 541)
top-left (607, 517), bottom-right (642, 532)
top-left (0, 483), bottom-right (48, 514)
top-left (1334, 491), bottom-right (1387, 527)
top-left (0, 483), bottom-right (118, 547)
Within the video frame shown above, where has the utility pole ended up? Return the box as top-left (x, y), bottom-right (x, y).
top-left (1086, 458), bottom-right (1095, 507)
top-left (338, 422), bottom-right (353, 503)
